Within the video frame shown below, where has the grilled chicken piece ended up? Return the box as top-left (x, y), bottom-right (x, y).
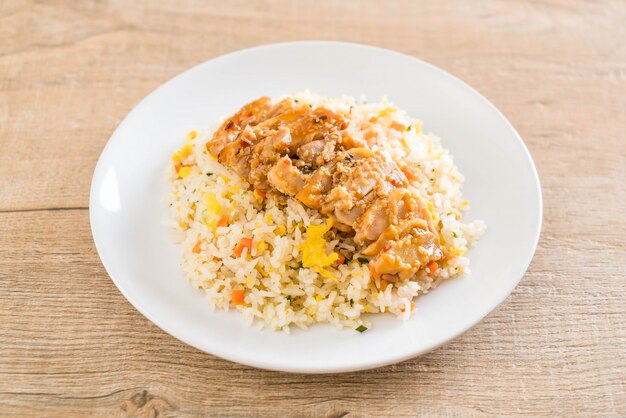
top-left (295, 164), bottom-right (334, 208)
top-left (254, 105), bottom-right (347, 153)
top-left (205, 97), bottom-right (445, 280)
top-left (207, 96), bottom-right (273, 157)
top-left (296, 138), bottom-right (337, 166)
top-left (267, 156), bottom-right (308, 196)
top-left (358, 198), bottom-right (390, 241)
top-left (361, 189), bottom-right (443, 278)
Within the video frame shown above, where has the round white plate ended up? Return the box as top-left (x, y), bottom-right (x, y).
top-left (90, 41), bottom-right (542, 373)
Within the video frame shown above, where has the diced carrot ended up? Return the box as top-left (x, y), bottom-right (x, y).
top-left (217, 215), bottom-right (230, 227)
top-left (192, 241), bottom-right (202, 254)
top-left (400, 301), bottom-right (416, 313)
top-left (364, 130), bottom-right (377, 140)
top-left (401, 166), bottom-right (418, 182)
top-left (231, 289), bottom-right (245, 305)
top-left (234, 237), bottom-right (253, 257)
top-left (427, 261), bottom-right (439, 275)
top-left (389, 176), bottom-right (403, 187)
top-left (368, 263), bottom-right (380, 279)
top-left (379, 279), bottom-right (389, 291)
top-left (391, 120), bottom-right (407, 131)
top-left (255, 188), bottom-right (266, 198)
top-left (174, 162), bottom-right (183, 173)
top-left (335, 253), bottom-right (345, 265)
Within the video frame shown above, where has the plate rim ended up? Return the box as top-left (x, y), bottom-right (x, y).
top-left (89, 40), bottom-right (543, 373)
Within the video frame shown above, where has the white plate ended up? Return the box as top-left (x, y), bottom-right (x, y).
top-left (90, 41), bottom-right (542, 373)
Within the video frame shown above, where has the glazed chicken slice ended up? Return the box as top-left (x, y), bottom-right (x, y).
top-left (205, 97), bottom-right (445, 280)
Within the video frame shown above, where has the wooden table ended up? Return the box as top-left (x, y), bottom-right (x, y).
top-left (1, 1), bottom-right (625, 416)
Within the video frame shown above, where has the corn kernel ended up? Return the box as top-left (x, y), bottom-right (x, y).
top-left (245, 275), bottom-right (255, 289)
top-left (315, 295), bottom-right (323, 302)
top-left (172, 144), bottom-right (193, 162)
top-left (257, 240), bottom-right (267, 253)
top-left (253, 189), bottom-right (265, 203)
top-left (275, 225), bottom-right (286, 236)
top-left (185, 130), bottom-right (198, 143)
top-left (265, 213), bottom-right (273, 224)
top-left (178, 166), bottom-right (192, 178)
top-left (378, 106), bottom-right (397, 117)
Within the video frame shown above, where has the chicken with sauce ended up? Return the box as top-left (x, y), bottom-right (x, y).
top-left (206, 97), bottom-right (445, 281)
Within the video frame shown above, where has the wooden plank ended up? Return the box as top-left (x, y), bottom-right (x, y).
top-left (1, 0), bottom-right (625, 210)
top-left (0, 210), bottom-right (623, 415)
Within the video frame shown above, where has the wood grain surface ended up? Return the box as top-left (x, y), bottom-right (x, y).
top-left (1, 0), bottom-right (625, 416)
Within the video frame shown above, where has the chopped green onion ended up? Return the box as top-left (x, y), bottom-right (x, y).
top-left (355, 325), bottom-right (368, 333)
top-left (286, 295), bottom-right (292, 302)
top-left (406, 125), bottom-right (412, 131)
top-left (453, 232), bottom-right (458, 238)
top-left (349, 299), bottom-right (354, 307)
top-left (206, 172), bottom-right (213, 177)
top-left (357, 257), bottom-right (369, 264)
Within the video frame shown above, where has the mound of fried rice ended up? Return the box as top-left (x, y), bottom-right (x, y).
top-left (165, 91), bottom-right (485, 332)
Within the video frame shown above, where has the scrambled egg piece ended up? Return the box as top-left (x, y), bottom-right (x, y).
top-left (178, 166), bottom-right (192, 178)
top-left (172, 144), bottom-right (193, 162)
top-left (253, 189), bottom-right (265, 203)
top-left (203, 192), bottom-right (222, 228)
top-left (299, 219), bottom-right (339, 281)
top-left (378, 106), bottom-right (398, 117)
top-left (223, 183), bottom-right (239, 198)
top-left (185, 130), bottom-right (197, 143)
top-left (427, 200), bottom-right (438, 224)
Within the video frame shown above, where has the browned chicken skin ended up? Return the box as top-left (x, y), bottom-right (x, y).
top-left (206, 97), bottom-right (445, 280)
